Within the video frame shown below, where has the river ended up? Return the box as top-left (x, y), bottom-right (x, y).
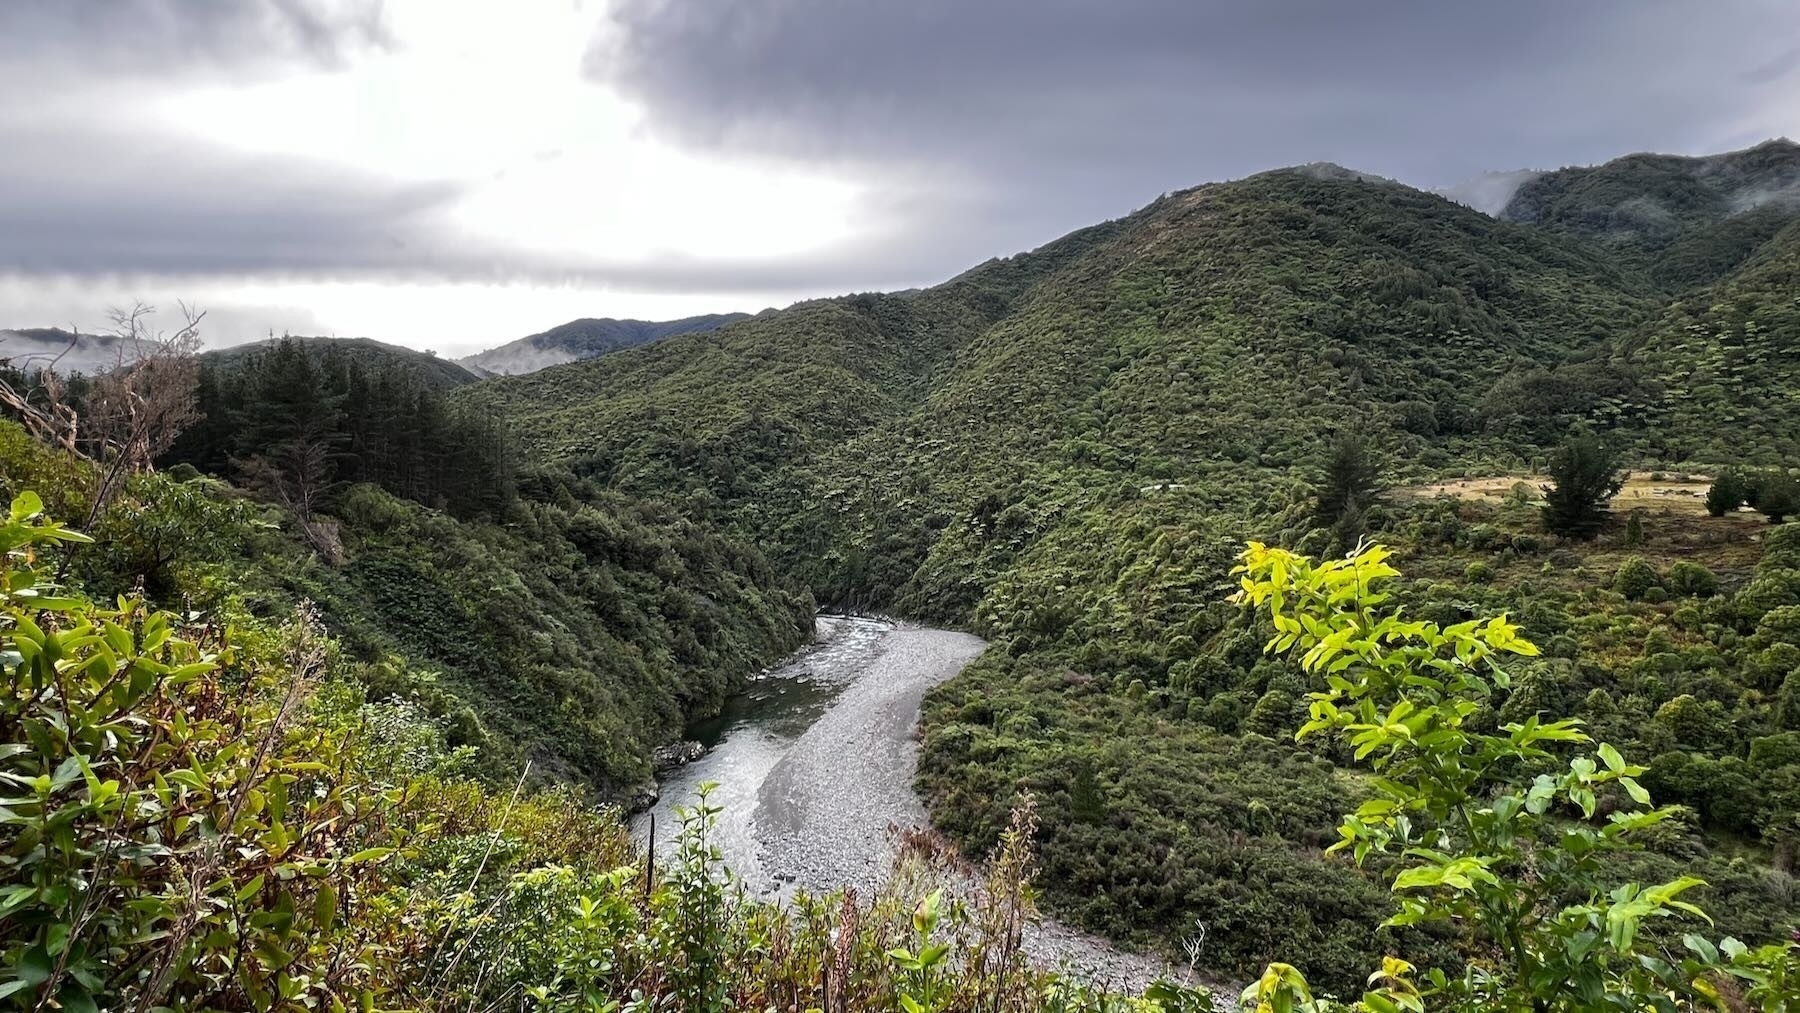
top-left (632, 615), bottom-right (1233, 1001)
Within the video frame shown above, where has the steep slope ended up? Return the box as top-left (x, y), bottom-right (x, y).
top-left (1625, 215), bottom-right (1800, 462)
top-left (465, 168), bottom-right (1658, 610)
top-left (1, 417), bottom-right (813, 797)
top-left (459, 154), bottom-right (1800, 988)
top-left (1501, 138), bottom-right (1800, 289)
top-left (460, 312), bottom-right (752, 376)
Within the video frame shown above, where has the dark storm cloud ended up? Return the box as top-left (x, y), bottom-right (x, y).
top-left (0, 0), bottom-right (390, 76)
top-left (0, 0), bottom-right (948, 292)
top-left (591, 0), bottom-right (1800, 267)
top-left (0, 122), bottom-right (471, 278)
top-left (3, 0), bottom-right (1796, 298)
top-left (0, 0), bottom-right (445, 287)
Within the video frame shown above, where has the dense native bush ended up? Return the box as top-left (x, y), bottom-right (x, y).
top-left (0, 419), bottom-right (813, 797)
top-left (0, 490), bottom-right (1220, 1012)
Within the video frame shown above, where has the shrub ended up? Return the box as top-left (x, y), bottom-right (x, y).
top-left (1665, 560), bottom-right (1719, 598)
top-left (1464, 560), bottom-right (1496, 584)
top-left (1750, 732), bottom-right (1800, 772)
top-left (1467, 523), bottom-right (1501, 550)
top-left (1764, 523), bottom-right (1800, 571)
top-left (1245, 688), bottom-right (1296, 737)
top-left (1642, 585), bottom-right (1669, 604)
top-left (0, 493), bottom-right (409, 1011)
top-left (1234, 542), bottom-right (1797, 1011)
top-left (1614, 556), bottom-right (1661, 600)
top-left (1759, 604), bottom-right (1800, 640)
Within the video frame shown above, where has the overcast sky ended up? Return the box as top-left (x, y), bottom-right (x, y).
top-left (1, 0), bottom-right (1796, 356)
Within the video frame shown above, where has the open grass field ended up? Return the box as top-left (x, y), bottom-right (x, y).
top-left (1402, 470), bottom-right (1718, 515)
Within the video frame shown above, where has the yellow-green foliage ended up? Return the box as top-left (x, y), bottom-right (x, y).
top-left (1234, 541), bottom-right (1798, 1011)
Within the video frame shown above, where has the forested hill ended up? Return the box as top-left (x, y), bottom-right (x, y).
top-left (459, 312), bottom-right (753, 376)
top-left (7, 141), bottom-right (1795, 999)
top-left (204, 334), bottom-right (480, 389)
top-left (455, 145), bottom-right (1800, 988)
top-left (1501, 138), bottom-right (1800, 289)
top-left (456, 165), bottom-right (1670, 610)
top-left (131, 335), bottom-right (816, 795)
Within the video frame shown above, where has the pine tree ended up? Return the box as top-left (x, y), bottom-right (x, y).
top-left (1705, 469), bottom-right (1745, 517)
top-left (1757, 472), bottom-right (1800, 524)
top-left (1541, 433), bottom-right (1626, 539)
top-left (1314, 429), bottom-right (1382, 544)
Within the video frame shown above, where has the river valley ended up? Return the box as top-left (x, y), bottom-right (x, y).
top-left (632, 615), bottom-right (1233, 1002)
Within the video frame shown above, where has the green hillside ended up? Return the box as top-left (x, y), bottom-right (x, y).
top-left (2, 420), bottom-right (812, 796)
top-left (460, 168), bottom-right (1661, 613)
top-left (204, 334), bottom-right (480, 389)
top-left (6, 140), bottom-right (1798, 1007)
top-left (1501, 138), bottom-right (1800, 289)
top-left (457, 156), bottom-right (1800, 989)
top-left (1626, 219), bottom-right (1800, 462)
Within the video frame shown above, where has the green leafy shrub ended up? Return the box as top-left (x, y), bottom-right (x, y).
top-left (1235, 542), bottom-right (1798, 1011)
top-left (1614, 556), bottom-right (1661, 600)
top-left (0, 493), bottom-right (407, 1011)
top-left (1665, 560), bottom-right (1719, 598)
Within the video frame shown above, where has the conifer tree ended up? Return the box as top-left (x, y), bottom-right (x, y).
top-left (1314, 429), bottom-right (1382, 546)
top-left (1541, 433), bottom-right (1626, 539)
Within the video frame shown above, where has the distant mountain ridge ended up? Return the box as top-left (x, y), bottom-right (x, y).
top-left (1498, 138), bottom-right (1800, 287)
top-left (1, 329), bottom-right (483, 392)
top-left (0, 327), bottom-right (142, 376)
top-left (460, 313), bottom-right (752, 376)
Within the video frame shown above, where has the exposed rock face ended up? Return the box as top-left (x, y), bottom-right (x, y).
top-left (626, 739), bottom-right (708, 813)
top-left (629, 780), bottom-right (660, 813)
top-left (652, 739), bottom-right (707, 769)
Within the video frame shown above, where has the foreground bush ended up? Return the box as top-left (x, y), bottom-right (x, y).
top-left (0, 491), bottom-right (1204, 1012)
top-left (1234, 542), bottom-right (1798, 1011)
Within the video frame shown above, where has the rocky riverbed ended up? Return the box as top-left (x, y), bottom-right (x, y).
top-left (632, 615), bottom-right (1235, 1004)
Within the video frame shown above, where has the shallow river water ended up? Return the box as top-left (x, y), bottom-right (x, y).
top-left (631, 615), bottom-right (1235, 1002)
